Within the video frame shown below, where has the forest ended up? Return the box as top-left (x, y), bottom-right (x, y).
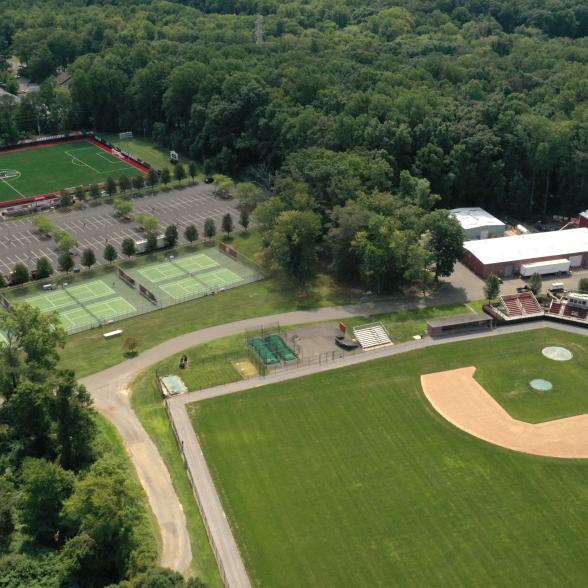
top-left (0, 306), bottom-right (204, 586)
top-left (0, 0), bottom-right (586, 219)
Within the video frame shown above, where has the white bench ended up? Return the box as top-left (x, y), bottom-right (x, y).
top-left (103, 329), bottom-right (123, 339)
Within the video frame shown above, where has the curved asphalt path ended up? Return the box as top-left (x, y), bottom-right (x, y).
top-left (79, 288), bottom-right (477, 575)
top-left (167, 320), bottom-right (588, 586)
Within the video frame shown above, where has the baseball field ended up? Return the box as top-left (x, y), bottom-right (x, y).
top-left (191, 329), bottom-right (588, 587)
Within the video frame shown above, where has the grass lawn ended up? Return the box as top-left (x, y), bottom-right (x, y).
top-left (0, 140), bottom-right (143, 202)
top-left (101, 134), bottom-right (177, 171)
top-left (190, 328), bottom-right (588, 587)
top-left (131, 370), bottom-right (223, 587)
top-left (475, 329), bottom-right (588, 423)
top-left (58, 274), bottom-right (361, 377)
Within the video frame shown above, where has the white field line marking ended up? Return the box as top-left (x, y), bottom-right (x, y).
top-left (94, 151), bottom-right (122, 165)
top-left (64, 150), bottom-right (100, 174)
top-left (0, 176), bottom-right (25, 197)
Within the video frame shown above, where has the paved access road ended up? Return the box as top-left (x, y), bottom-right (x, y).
top-left (167, 320), bottom-right (588, 587)
top-left (80, 289), bottom-right (484, 576)
top-left (0, 184), bottom-right (239, 275)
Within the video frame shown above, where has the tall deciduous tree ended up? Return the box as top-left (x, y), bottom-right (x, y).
top-left (121, 238), bottom-right (136, 259)
top-left (81, 248), bottom-right (96, 270)
top-left (103, 243), bottom-right (118, 264)
top-left (269, 210), bottom-right (321, 284)
top-left (484, 273), bottom-right (501, 304)
top-left (20, 458), bottom-right (74, 545)
top-left (164, 224), bottom-right (178, 247)
top-left (204, 218), bottom-right (216, 240)
top-left (58, 252), bottom-right (74, 273)
top-left (184, 224), bottom-right (198, 243)
top-left (222, 213), bottom-right (233, 238)
top-left (36, 256), bottom-right (53, 279)
top-left (424, 210), bottom-right (464, 280)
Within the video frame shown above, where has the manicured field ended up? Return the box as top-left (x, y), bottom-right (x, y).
top-left (192, 329), bottom-right (588, 587)
top-left (0, 140), bottom-right (144, 202)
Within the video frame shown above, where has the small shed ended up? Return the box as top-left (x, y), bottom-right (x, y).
top-left (427, 314), bottom-right (493, 337)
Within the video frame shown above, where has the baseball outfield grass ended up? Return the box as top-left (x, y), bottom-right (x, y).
top-left (191, 328), bottom-right (588, 587)
top-left (0, 140), bottom-right (143, 201)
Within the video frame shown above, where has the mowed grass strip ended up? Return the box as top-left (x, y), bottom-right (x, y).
top-left (191, 329), bottom-right (588, 588)
top-left (0, 140), bottom-right (143, 201)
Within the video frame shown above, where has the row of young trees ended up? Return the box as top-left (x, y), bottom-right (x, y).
top-left (0, 305), bottom-right (204, 587)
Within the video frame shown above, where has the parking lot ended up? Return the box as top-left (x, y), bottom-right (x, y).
top-left (0, 184), bottom-right (239, 276)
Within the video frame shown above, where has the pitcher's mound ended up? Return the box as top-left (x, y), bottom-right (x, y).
top-left (542, 346), bottom-right (573, 361)
top-left (530, 379), bottom-right (552, 391)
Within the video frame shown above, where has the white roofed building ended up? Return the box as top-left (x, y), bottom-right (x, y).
top-left (463, 228), bottom-right (588, 278)
top-left (451, 207), bottom-right (506, 240)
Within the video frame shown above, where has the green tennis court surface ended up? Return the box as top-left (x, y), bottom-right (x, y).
top-left (0, 140), bottom-right (144, 202)
top-left (138, 261), bottom-right (185, 284)
top-left (197, 268), bottom-right (242, 289)
top-left (173, 253), bottom-right (218, 273)
top-left (25, 289), bottom-right (72, 312)
top-left (67, 280), bottom-right (115, 302)
top-left (159, 277), bottom-right (207, 300)
top-left (85, 297), bottom-right (136, 321)
top-left (60, 307), bottom-right (95, 330)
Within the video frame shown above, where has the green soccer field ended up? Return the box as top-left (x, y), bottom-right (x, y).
top-left (0, 140), bottom-right (144, 202)
top-left (192, 329), bottom-right (588, 587)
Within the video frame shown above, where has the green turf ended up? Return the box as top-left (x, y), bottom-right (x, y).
top-left (191, 329), bottom-right (588, 587)
top-left (67, 280), bottom-right (115, 302)
top-left (86, 297), bottom-right (136, 321)
top-left (474, 331), bottom-right (588, 423)
top-left (138, 262), bottom-right (185, 284)
top-left (197, 268), bottom-right (242, 289)
top-left (174, 253), bottom-right (218, 273)
top-left (59, 306), bottom-right (95, 330)
top-left (159, 277), bottom-right (207, 300)
top-left (25, 289), bottom-right (72, 311)
top-left (0, 140), bottom-right (144, 202)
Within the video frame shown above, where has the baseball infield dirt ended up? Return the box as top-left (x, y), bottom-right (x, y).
top-left (421, 367), bottom-right (588, 459)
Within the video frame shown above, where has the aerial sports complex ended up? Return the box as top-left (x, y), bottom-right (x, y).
top-left (0, 132), bottom-right (150, 208)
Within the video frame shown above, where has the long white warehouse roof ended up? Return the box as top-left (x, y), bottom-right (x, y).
top-left (464, 228), bottom-right (588, 265)
top-left (451, 207), bottom-right (505, 230)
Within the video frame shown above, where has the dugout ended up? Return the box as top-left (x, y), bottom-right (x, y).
top-left (427, 314), bottom-right (493, 337)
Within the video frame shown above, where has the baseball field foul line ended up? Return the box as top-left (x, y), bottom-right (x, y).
top-left (421, 366), bottom-right (588, 459)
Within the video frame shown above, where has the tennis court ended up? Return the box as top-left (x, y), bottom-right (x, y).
top-left (60, 307), bottom-right (96, 331)
top-left (25, 289), bottom-right (72, 312)
top-left (197, 268), bottom-right (243, 289)
top-left (173, 253), bottom-right (219, 273)
top-left (86, 297), bottom-right (136, 321)
top-left (67, 280), bottom-right (115, 303)
top-left (159, 277), bottom-right (208, 300)
top-left (138, 261), bottom-right (185, 284)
